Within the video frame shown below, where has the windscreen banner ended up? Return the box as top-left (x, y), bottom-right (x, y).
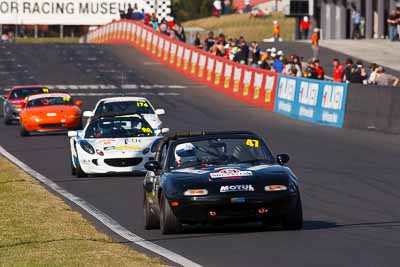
top-left (274, 75), bottom-right (348, 128)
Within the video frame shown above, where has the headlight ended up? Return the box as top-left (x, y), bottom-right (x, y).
top-left (264, 185), bottom-right (287, 192)
top-left (30, 116), bottom-right (40, 122)
top-left (184, 189), bottom-right (208, 196)
top-left (79, 140), bottom-right (95, 154)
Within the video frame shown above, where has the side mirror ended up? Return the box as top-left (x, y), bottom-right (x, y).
top-left (155, 109), bottom-right (165, 116)
top-left (145, 160), bottom-right (161, 172)
top-left (68, 131), bottom-right (78, 137)
top-left (161, 128), bottom-right (170, 135)
top-left (75, 100), bottom-right (83, 107)
top-left (83, 111), bottom-right (94, 118)
top-left (277, 154), bottom-right (290, 165)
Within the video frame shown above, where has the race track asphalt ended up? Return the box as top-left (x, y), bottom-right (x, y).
top-left (1, 43), bottom-right (400, 267)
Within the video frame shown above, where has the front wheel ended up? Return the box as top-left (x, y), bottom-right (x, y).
top-left (20, 127), bottom-right (29, 137)
top-left (282, 195), bottom-right (303, 230)
top-left (160, 194), bottom-right (182, 234)
top-left (75, 160), bottom-right (88, 178)
top-left (144, 195), bottom-right (160, 230)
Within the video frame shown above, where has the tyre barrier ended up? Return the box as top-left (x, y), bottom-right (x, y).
top-left (84, 20), bottom-right (350, 129)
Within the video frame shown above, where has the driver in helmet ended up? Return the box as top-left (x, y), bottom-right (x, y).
top-left (174, 143), bottom-right (198, 168)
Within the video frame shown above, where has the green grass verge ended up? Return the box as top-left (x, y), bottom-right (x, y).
top-left (15, 37), bottom-right (80, 43)
top-left (0, 156), bottom-right (167, 267)
top-left (183, 13), bottom-right (295, 42)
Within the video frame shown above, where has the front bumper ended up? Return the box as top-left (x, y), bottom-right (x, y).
top-left (78, 155), bottom-right (153, 174)
top-left (23, 117), bottom-right (81, 132)
top-left (169, 192), bottom-right (298, 223)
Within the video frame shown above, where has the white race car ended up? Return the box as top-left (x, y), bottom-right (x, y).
top-left (83, 97), bottom-right (165, 132)
top-left (68, 113), bottom-right (168, 177)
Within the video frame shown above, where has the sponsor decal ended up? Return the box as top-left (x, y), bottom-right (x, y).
top-left (220, 184), bottom-right (255, 193)
top-left (183, 48), bottom-right (191, 70)
top-left (214, 61), bottom-right (223, 85)
top-left (253, 73), bottom-right (263, 99)
top-left (198, 54), bottom-right (206, 78)
top-left (172, 168), bottom-right (209, 174)
top-left (210, 168), bottom-right (253, 179)
top-left (299, 81), bottom-right (319, 106)
top-left (233, 67), bottom-right (242, 92)
top-left (104, 145), bottom-right (142, 151)
top-left (224, 64), bottom-right (233, 89)
top-left (206, 58), bottom-right (215, 81)
top-left (176, 45), bottom-right (184, 67)
top-left (243, 70), bottom-right (252, 96)
top-left (322, 85), bottom-right (344, 110)
top-left (191, 52), bottom-right (199, 74)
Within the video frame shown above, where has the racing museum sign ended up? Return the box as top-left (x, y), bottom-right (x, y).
top-left (0, 0), bottom-right (143, 25)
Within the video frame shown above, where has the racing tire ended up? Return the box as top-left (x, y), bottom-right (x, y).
top-left (282, 195), bottom-right (303, 230)
top-left (4, 117), bottom-right (12, 125)
top-left (70, 156), bottom-right (76, 176)
top-left (20, 127), bottom-right (30, 137)
top-left (144, 195), bottom-right (160, 230)
top-left (160, 194), bottom-right (182, 234)
top-left (75, 161), bottom-right (88, 178)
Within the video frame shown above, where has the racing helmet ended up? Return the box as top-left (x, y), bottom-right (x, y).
top-left (175, 143), bottom-right (197, 166)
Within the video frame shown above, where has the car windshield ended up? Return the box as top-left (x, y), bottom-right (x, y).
top-left (85, 117), bottom-right (155, 139)
top-left (27, 95), bottom-right (73, 107)
top-left (10, 87), bottom-right (49, 99)
top-left (95, 101), bottom-right (154, 116)
top-left (168, 137), bottom-right (274, 170)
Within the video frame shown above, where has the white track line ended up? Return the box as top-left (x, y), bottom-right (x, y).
top-left (0, 145), bottom-right (201, 267)
top-left (3, 84), bottom-right (188, 91)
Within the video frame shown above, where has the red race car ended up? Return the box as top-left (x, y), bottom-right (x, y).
top-left (1, 85), bottom-right (50, 125)
top-left (19, 92), bottom-right (83, 136)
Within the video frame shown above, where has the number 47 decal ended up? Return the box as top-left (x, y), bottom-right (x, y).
top-left (246, 139), bottom-right (259, 148)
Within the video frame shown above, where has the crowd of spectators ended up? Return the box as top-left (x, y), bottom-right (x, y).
top-left (123, 5), bottom-right (399, 87)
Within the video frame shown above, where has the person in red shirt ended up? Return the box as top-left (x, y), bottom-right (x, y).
top-left (300, 16), bottom-right (311, 40)
top-left (311, 28), bottom-right (320, 59)
top-left (313, 59), bottom-right (325, 80)
top-left (332, 58), bottom-right (344, 82)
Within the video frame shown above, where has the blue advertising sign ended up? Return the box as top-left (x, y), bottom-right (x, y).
top-left (274, 75), bottom-right (348, 128)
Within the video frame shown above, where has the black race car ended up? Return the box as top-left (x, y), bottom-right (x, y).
top-left (143, 131), bottom-right (303, 234)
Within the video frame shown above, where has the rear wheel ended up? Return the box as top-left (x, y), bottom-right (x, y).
top-left (144, 195), bottom-right (160, 230)
top-left (20, 127), bottom-right (29, 137)
top-left (282, 195), bottom-right (303, 230)
top-left (160, 194), bottom-right (182, 234)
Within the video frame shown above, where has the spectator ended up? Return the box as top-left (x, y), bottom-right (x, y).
top-left (150, 14), bottom-right (159, 31)
top-left (194, 33), bottom-right (203, 49)
top-left (397, 8), bottom-right (400, 39)
top-left (213, 0), bottom-right (222, 17)
top-left (1, 33), bottom-right (9, 43)
top-left (374, 67), bottom-right (399, 87)
top-left (260, 50), bottom-right (271, 70)
top-left (304, 60), bottom-right (318, 79)
top-left (127, 4), bottom-right (133, 19)
top-left (314, 59), bottom-right (325, 80)
top-left (272, 20), bottom-right (280, 42)
top-left (292, 55), bottom-right (303, 77)
top-left (204, 31), bottom-right (215, 51)
top-left (244, 0), bottom-right (251, 13)
top-left (311, 28), bottom-right (320, 59)
top-left (342, 58), bottom-right (353, 83)
top-left (250, 41), bottom-right (261, 68)
top-left (174, 23), bottom-right (186, 42)
top-left (224, 0), bottom-right (232, 14)
top-left (332, 58), bottom-right (344, 82)
top-left (352, 8), bottom-right (362, 39)
top-left (387, 9), bottom-right (399, 41)
top-left (239, 37), bottom-right (250, 64)
top-left (300, 16), bottom-right (311, 40)
top-left (132, 6), bottom-right (144, 20)
top-left (367, 63), bottom-right (379, 84)
top-left (271, 53), bottom-right (284, 73)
